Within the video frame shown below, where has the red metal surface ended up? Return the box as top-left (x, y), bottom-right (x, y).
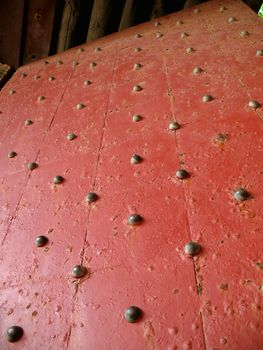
top-left (0, 0), bottom-right (262, 349)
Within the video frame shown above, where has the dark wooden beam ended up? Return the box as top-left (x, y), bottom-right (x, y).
top-left (0, 63), bottom-right (13, 89)
top-left (119, 0), bottom-right (139, 30)
top-left (87, 0), bottom-right (126, 42)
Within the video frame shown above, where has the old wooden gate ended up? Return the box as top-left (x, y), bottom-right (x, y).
top-left (0, 0), bottom-right (262, 349)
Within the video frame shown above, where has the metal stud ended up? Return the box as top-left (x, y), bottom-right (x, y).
top-left (35, 235), bottom-right (49, 247)
top-left (228, 16), bottom-right (236, 23)
top-left (76, 103), bottom-right (85, 110)
top-left (154, 21), bottom-right (160, 27)
top-left (48, 76), bottom-right (55, 81)
top-left (133, 85), bottom-right (142, 92)
top-left (131, 154), bottom-right (143, 164)
top-left (202, 95), bottom-right (213, 103)
top-left (135, 33), bottom-right (142, 38)
top-left (86, 192), bottom-right (99, 203)
top-left (193, 8), bottom-right (200, 14)
top-left (193, 67), bottom-right (202, 75)
top-left (25, 119), bottom-right (33, 126)
top-left (233, 188), bottom-right (250, 201)
top-left (78, 47), bottom-right (84, 53)
top-left (176, 169), bottom-right (189, 179)
top-left (84, 80), bottom-right (92, 86)
top-left (133, 63), bottom-right (142, 70)
top-left (9, 89), bottom-right (15, 95)
top-left (169, 121), bottom-right (180, 131)
top-left (72, 60), bottom-right (79, 68)
top-left (27, 162), bottom-right (38, 171)
top-left (186, 47), bottom-right (194, 54)
top-left (6, 326), bottom-right (24, 343)
top-left (240, 31), bottom-right (249, 37)
top-left (134, 47), bottom-right (142, 52)
top-left (184, 241), bottom-right (201, 256)
top-left (94, 47), bottom-right (101, 52)
top-left (132, 114), bottom-right (142, 122)
top-left (34, 75), bottom-right (41, 80)
top-left (219, 6), bottom-right (226, 12)
top-left (90, 62), bottom-right (97, 68)
top-left (53, 175), bottom-right (64, 184)
top-left (72, 265), bottom-right (88, 278)
top-left (156, 32), bottom-right (163, 38)
top-left (256, 50), bottom-right (263, 57)
top-left (56, 60), bottom-right (63, 65)
top-left (176, 20), bottom-right (183, 25)
top-left (124, 306), bottom-right (142, 323)
top-left (128, 214), bottom-right (143, 226)
top-left (37, 95), bottom-right (45, 102)
top-left (67, 133), bottom-right (77, 141)
top-left (21, 72), bottom-right (27, 78)
top-left (181, 32), bottom-right (189, 38)
top-left (248, 100), bottom-right (260, 109)
top-left (8, 151), bottom-right (17, 158)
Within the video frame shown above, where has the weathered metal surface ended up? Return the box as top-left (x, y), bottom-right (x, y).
top-left (0, 0), bottom-right (262, 349)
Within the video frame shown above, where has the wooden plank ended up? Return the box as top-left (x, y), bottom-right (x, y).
top-left (0, 1), bottom-right (25, 69)
top-left (0, 63), bottom-right (13, 90)
top-left (22, 0), bottom-right (57, 64)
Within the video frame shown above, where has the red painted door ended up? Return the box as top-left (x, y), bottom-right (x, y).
top-left (0, 1), bottom-right (262, 349)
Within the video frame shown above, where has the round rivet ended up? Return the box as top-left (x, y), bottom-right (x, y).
top-left (176, 169), bottom-right (189, 179)
top-left (6, 326), bottom-right (24, 343)
top-left (124, 306), bottom-right (142, 323)
top-left (44, 60), bottom-right (49, 65)
top-left (228, 16), bottom-right (236, 23)
top-left (72, 265), bottom-right (87, 278)
top-left (37, 95), bottom-right (45, 102)
top-left (203, 95), bottom-right (213, 102)
top-left (169, 121), bottom-right (180, 131)
top-left (25, 119), bottom-right (33, 126)
top-left (193, 67), bottom-right (202, 75)
top-left (219, 6), bottom-right (226, 12)
top-left (186, 47), bottom-right (194, 54)
top-left (176, 20), bottom-right (183, 25)
top-left (154, 21), bottom-right (160, 27)
top-left (133, 85), bottom-right (142, 92)
top-left (53, 175), bottom-right (64, 184)
top-left (135, 33), bottom-right (142, 38)
top-left (156, 32), bottom-right (163, 38)
top-left (21, 72), bottom-right (27, 78)
top-left (84, 80), bottom-right (92, 86)
top-left (8, 151), bottom-right (17, 158)
top-left (48, 76), bottom-right (55, 81)
top-left (128, 214), bottom-right (143, 226)
top-left (67, 133), bottom-right (77, 141)
top-left (134, 47), bottom-right (142, 52)
top-left (34, 75), bottom-right (41, 80)
top-left (94, 47), bottom-right (101, 52)
top-left (35, 235), bottom-right (48, 247)
top-left (72, 60), bottom-right (79, 67)
top-left (90, 62), bottom-right (97, 68)
top-left (76, 103), bottom-right (85, 110)
top-left (27, 162), bottom-right (38, 171)
top-left (132, 114), bottom-right (142, 122)
top-left (184, 241), bottom-right (201, 256)
top-left (56, 60), bottom-right (63, 65)
top-left (248, 100), bottom-right (260, 109)
top-left (240, 31), bottom-right (249, 37)
top-left (233, 188), bottom-right (250, 201)
top-left (133, 63), bottom-right (142, 70)
top-left (181, 32), bottom-right (189, 38)
top-left (86, 192), bottom-right (98, 203)
top-left (9, 89), bottom-right (15, 95)
top-left (78, 47), bottom-right (84, 53)
top-left (131, 154), bottom-right (142, 164)
top-left (256, 50), bottom-right (263, 57)
top-left (193, 8), bottom-right (200, 14)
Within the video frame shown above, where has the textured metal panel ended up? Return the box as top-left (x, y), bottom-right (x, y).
top-left (0, 1), bottom-right (262, 349)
